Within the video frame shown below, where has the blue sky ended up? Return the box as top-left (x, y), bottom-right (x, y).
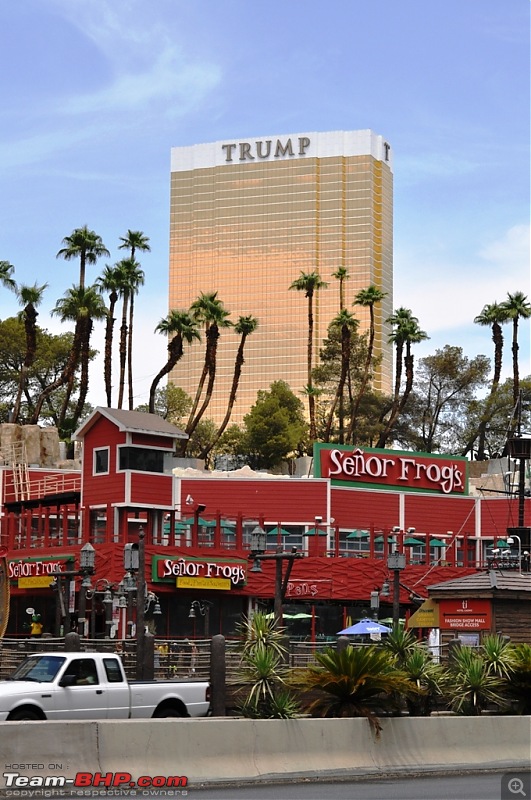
top-left (0, 0), bottom-right (529, 408)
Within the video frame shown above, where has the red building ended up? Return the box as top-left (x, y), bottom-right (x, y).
top-left (1, 409), bottom-right (529, 641)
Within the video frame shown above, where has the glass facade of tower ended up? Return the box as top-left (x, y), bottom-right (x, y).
top-left (169, 130), bottom-right (393, 425)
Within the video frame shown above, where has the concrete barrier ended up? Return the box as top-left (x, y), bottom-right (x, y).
top-left (1, 716), bottom-right (529, 789)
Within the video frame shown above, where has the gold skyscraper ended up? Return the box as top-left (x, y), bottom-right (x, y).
top-left (169, 130), bottom-right (393, 425)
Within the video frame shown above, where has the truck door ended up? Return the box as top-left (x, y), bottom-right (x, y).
top-left (101, 656), bottom-right (130, 718)
top-left (56, 657), bottom-right (109, 720)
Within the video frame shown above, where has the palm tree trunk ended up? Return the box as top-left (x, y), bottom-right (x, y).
top-left (30, 323), bottom-right (84, 423)
top-left (200, 333), bottom-right (248, 459)
top-left (104, 294), bottom-right (117, 407)
top-left (186, 326), bottom-right (219, 442)
top-left (117, 294), bottom-right (129, 410)
top-left (307, 295), bottom-right (316, 441)
top-left (127, 294), bottom-right (135, 410)
top-left (324, 325), bottom-right (350, 441)
top-left (149, 337), bottom-right (183, 414)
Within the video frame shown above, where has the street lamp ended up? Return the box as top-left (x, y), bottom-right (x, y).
top-left (189, 600), bottom-right (213, 637)
top-left (77, 543), bottom-right (96, 637)
top-left (249, 525), bottom-right (267, 572)
top-left (86, 579), bottom-right (115, 638)
top-left (387, 552), bottom-right (406, 629)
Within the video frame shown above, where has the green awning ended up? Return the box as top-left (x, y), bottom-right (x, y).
top-left (267, 527), bottom-right (291, 537)
top-left (347, 530), bottom-right (369, 539)
top-left (181, 516), bottom-right (209, 526)
top-left (305, 527), bottom-right (327, 536)
top-left (429, 539), bottom-right (447, 547)
top-left (404, 537), bottom-right (424, 546)
top-left (374, 535), bottom-right (397, 543)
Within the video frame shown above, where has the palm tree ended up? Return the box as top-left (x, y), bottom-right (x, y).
top-left (183, 292), bottom-right (232, 450)
top-left (501, 291), bottom-right (531, 412)
top-left (467, 302), bottom-right (510, 458)
top-left (11, 282), bottom-right (48, 423)
top-left (118, 229), bottom-right (151, 262)
top-left (56, 226), bottom-right (110, 289)
top-left (96, 263), bottom-right (128, 407)
top-left (30, 285), bottom-right (106, 428)
top-left (201, 314), bottom-right (258, 459)
top-left (53, 285), bottom-right (107, 426)
top-left (0, 261), bottom-right (16, 292)
top-left (323, 310), bottom-right (358, 442)
top-left (126, 264), bottom-right (145, 410)
top-left (347, 284), bottom-right (387, 442)
top-left (289, 271), bottom-right (329, 441)
top-left (114, 258), bottom-right (143, 409)
top-left (148, 310), bottom-right (200, 414)
top-left (377, 308), bottom-right (429, 448)
top-left (118, 231), bottom-right (150, 410)
top-left (331, 266), bottom-right (350, 311)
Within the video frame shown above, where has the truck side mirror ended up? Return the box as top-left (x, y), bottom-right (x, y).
top-left (59, 674), bottom-right (77, 687)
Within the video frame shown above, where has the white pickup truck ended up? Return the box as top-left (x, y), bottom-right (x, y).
top-left (0, 651), bottom-right (210, 721)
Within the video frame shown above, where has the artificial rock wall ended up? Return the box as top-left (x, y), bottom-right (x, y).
top-left (0, 424), bottom-right (62, 468)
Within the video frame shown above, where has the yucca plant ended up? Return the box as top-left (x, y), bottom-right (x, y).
top-left (233, 612), bottom-right (300, 719)
top-left (402, 647), bottom-right (451, 716)
top-left (449, 647), bottom-right (507, 716)
top-left (288, 645), bottom-right (417, 735)
top-left (235, 611), bottom-right (288, 660)
top-left (383, 626), bottom-right (419, 666)
top-left (480, 634), bottom-right (517, 679)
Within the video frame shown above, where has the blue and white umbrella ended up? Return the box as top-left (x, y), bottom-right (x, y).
top-left (337, 618), bottom-right (392, 635)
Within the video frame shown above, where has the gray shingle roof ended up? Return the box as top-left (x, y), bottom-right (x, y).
top-left (428, 571), bottom-right (531, 593)
top-left (74, 407), bottom-right (188, 440)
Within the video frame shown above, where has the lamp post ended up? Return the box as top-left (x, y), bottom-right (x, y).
top-left (387, 552), bottom-right (406, 629)
top-left (189, 600), bottom-right (213, 637)
top-left (133, 527), bottom-right (148, 679)
top-left (86, 579), bottom-right (115, 638)
top-left (194, 503), bottom-right (207, 545)
top-left (77, 543), bottom-right (96, 637)
top-left (248, 526), bottom-right (304, 626)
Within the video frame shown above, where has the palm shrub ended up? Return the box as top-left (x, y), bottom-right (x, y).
top-left (383, 626), bottom-right (419, 666)
top-left (448, 646), bottom-right (507, 715)
top-left (401, 648), bottom-right (451, 716)
top-left (287, 644), bottom-right (417, 735)
top-left (503, 643), bottom-right (531, 715)
top-left (233, 612), bottom-right (300, 719)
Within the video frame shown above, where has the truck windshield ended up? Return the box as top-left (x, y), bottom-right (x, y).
top-left (10, 655), bottom-right (66, 682)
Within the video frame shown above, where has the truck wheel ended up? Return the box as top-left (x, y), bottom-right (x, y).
top-left (153, 708), bottom-right (185, 718)
top-left (9, 708), bottom-right (42, 721)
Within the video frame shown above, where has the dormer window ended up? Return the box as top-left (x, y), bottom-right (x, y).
top-left (93, 447), bottom-right (109, 475)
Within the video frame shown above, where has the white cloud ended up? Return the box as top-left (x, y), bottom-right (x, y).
top-left (395, 224), bottom-right (531, 334)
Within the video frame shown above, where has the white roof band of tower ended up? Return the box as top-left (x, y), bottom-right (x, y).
top-left (171, 129), bottom-right (393, 172)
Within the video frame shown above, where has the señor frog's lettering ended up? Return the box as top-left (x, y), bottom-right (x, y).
top-left (325, 448), bottom-right (464, 495)
top-left (8, 560), bottom-right (63, 579)
top-left (160, 558), bottom-right (245, 585)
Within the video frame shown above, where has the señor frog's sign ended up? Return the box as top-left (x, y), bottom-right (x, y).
top-left (314, 444), bottom-right (468, 495)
